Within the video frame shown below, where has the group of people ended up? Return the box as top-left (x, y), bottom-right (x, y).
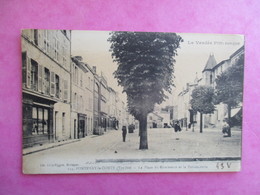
top-left (121, 119), bottom-right (231, 142)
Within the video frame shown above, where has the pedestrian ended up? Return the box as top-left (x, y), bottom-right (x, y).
top-left (174, 121), bottom-right (181, 132)
top-left (222, 119), bottom-right (231, 137)
top-left (122, 125), bottom-right (127, 142)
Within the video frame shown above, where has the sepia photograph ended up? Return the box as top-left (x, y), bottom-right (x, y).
top-left (22, 30), bottom-right (244, 173)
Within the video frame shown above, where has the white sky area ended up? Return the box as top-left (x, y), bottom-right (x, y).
top-left (71, 31), bottom-right (244, 107)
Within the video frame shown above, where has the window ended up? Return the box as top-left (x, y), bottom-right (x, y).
top-left (210, 74), bottom-right (213, 84)
top-left (34, 30), bottom-right (38, 46)
top-left (63, 80), bottom-right (68, 102)
top-left (30, 59), bottom-right (38, 91)
top-left (22, 52), bottom-right (27, 87)
top-left (50, 72), bottom-right (55, 96)
top-left (55, 74), bottom-right (60, 98)
top-left (44, 68), bottom-right (50, 95)
top-left (32, 106), bottom-right (49, 135)
top-left (38, 64), bottom-right (43, 93)
top-left (43, 30), bottom-right (50, 54)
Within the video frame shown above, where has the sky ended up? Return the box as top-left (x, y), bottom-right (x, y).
top-left (71, 31), bottom-right (244, 106)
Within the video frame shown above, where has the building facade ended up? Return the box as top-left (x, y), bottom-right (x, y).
top-left (202, 46), bottom-right (244, 128)
top-left (22, 29), bottom-right (71, 147)
top-left (71, 56), bottom-right (94, 139)
top-left (173, 46), bottom-right (244, 130)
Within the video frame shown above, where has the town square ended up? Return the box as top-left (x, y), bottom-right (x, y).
top-left (22, 30), bottom-right (244, 173)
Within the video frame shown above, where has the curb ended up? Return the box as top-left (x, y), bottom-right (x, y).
top-left (23, 139), bottom-right (81, 156)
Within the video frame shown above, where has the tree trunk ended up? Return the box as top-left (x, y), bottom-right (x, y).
top-left (139, 114), bottom-right (148, 150)
top-left (227, 104), bottom-right (232, 137)
top-left (200, 112), bottom-right (203, 133)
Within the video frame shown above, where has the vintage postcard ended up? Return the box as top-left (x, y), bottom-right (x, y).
top-left (22, 30), bottom-right (244, 174)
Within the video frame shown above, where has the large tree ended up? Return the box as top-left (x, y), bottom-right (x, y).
top-left (108, 31), bottom-right (183, 149)
top-left (190, 86), bottom-right (215, 133)
top-left (215, 54), bottom-right (244, 135)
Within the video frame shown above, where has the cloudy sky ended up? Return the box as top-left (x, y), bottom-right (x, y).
top-left (71, 31), bottom-right (244, 106)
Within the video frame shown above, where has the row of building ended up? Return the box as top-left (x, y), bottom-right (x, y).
top-left (22, 29), bottom-right (135, 148)
top-left (145, 45), bottom-right (244, 130)
top-left (173, 45), bottom-right (244, 129)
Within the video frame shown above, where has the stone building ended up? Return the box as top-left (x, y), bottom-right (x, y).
top-left (107, 87), bottom-right (117, 130)
top-left (202, 46), bottom-right (244, 128)
top-left (174, 45), bottom-right (244, 130)
top-left (22, 29), bottom-right (71, 147)
top-left (93, 67), bottom-right (101, 135)
top-left (71, 56), bottom-right (94, 139)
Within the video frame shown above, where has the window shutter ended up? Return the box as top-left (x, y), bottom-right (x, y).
top-left (50, 71), bottom-right (55, 96)
top-left (60, 78), bottom-right (63, 100)
top-left (26, 56), bottom-right (31, 88)
top-left (38, 64), bottom-right (43, 92)
top-left (22, 52), bottom-right (27, 87)
top-left (64, 80), bottom-right (68, 102)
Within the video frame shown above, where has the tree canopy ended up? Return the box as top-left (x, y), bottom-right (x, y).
top-left (190, 85), bottom-right (215, 133)
top-left (190, 85), bottom-right (215, 114)
top-left (108, 31), bottom-right (183, 149)
top-left (215, 54), bottom-right (244, 108)
top-left (108, 31), bottom-right (183, 119)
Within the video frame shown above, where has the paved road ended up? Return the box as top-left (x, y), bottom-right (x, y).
top-left (23, 126), bottom-right (242, 173)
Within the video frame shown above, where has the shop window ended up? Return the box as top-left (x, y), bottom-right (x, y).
top-left (32, 106), bottom-right (49, 135)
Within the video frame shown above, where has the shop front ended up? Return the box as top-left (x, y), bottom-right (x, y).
top-left (78, 113), bottom-right (87, 138)
top-left (22, 92), bottom-right (55, 148)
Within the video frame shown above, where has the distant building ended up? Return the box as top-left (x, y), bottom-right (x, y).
top-left (174, 46), bottom-right (244, 129)
top-left (100, 73), bottom-right (109, 132)
top-left (202, 46), bottom-right (244, 127)
top-left (93, 67), bottom-right (102, 135)
top-left (71, 56), bottom-right (94, 139)
top-left (107, 87), bottom-right (117, 130)
top-left (22, 29), bottom-right (71, 147)
top-left (147, 112), bottom-right (163, 128)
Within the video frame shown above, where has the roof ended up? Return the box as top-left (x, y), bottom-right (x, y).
top-left (203, 54), bottom-right (217, 72)
top-left (230, 45), bottom-right (244, 59)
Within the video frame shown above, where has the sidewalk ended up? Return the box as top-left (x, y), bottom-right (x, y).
top-left (23, 139), bottom-right (81, 156)
top-left (22, 131), bottom-right (119, 156)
